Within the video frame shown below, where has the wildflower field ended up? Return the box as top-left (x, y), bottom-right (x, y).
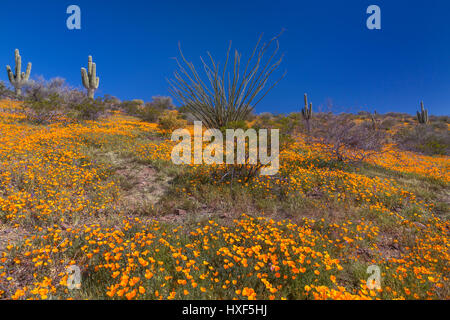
top-left (0, 100), bottom-right (449, 300)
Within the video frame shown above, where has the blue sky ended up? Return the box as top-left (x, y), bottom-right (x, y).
top-left (1, 0), bottom-right (449, 115)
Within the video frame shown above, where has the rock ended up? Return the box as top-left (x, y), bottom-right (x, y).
top-left (174, 209), bottom-right (187, 216)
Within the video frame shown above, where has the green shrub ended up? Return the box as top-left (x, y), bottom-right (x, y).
top-left (395, 125), bottom-right (449, 156)
top-left (119, 100), bottom-right (142, 116)
top-left (23, 93), bottom-right (63, 124)
top-left (220, 120), bottom-right (249, 132)
top-left (68, 98), bottom-right (106, 121)
top-left (139, 103), bottom-right (163, 122)
top-left (379, 118), bottom-right (396, 131)
top-left (158, 110), bottom-right (187, 134)
top-left (135, 96), bottom-right (175, 122)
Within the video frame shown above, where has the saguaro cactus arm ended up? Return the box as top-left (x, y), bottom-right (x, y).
top-left (6, 66), bottom-right (14, 83)
top-left (6, 49), bottom-right (32, 95)
top-left (81, 55), bottom-right (100, 99)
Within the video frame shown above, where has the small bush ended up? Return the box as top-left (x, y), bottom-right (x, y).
top-left (23, 77), bottom-right (84, 103)
top-left (220, 120), bottom-right (249, 132)
top-left (135, 96), bottom-right (175, 122)
top-left (395, 125), bottom-right (450, 156)
top-left (379, 118), bottom-right (397, 131)
top-left (310, 114), bottom-right (387, 162)
top-left (103, 95), bottom-right (122, 107)
top-left (119, 100), bottom-right (142, 116)
top-left (253, 113), bottom-right (275, 130)
top-left (22, 77), bottom-right (107, 123)
top-left (158, 110), bottom-right (187, 134)
top-left (149, 96), bottom-right (175, 110)
top-left (23, 93), bottom-right (64, 124)
top-left (139, 103), bottom-right (163, 122)
top-left (0, 81), bottom-right (15, 100)
top-left (68, 98), bottom-right (106, 121)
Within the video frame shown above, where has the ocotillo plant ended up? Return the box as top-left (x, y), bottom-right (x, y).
top-left (81, 56), bottom-right (100, 99)
top-left (301, 93), bottom-right (313, 133)
top-left (370, 110), bottom-right (378, 130)
top-left (168, 33), bottom-right (285, 129)
top-left (416, 101), bottom-right (428, 124)
top-left (169, 32), bottom-right (285, 180)
top-left (6, 49), bottom-right (32, 96)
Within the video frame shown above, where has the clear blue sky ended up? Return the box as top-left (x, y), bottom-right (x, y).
top-left (1, 0), bottom-right (449, 115)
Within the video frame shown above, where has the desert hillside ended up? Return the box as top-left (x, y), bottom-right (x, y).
top-left (0, 98), bottom-right (448, 300)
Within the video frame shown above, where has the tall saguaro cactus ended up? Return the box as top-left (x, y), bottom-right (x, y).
top-left (6, 49), bottom-right (32, 96)
top-left (81, 55), bottom-right (99, 99)
top-left (416, 101), bottom-right (428, 124)
top-left (301, 93), bottom-right (313, 133)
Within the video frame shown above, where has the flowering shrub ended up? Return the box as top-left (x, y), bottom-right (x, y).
top-left (158, 110), bottom-right (187, 135)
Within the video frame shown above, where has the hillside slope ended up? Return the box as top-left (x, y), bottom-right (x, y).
top-left (0, 100), bottom-right (448, 300)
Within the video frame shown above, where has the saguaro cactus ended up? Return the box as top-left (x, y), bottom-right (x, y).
top-left (81, 55), bottom-right (99, 99)
top-left (301, 93), bottom-right (313, 133)
top-left (416, 101), bottom-right (428, 124)
top-left (6, 49), bottom-right (32, 96)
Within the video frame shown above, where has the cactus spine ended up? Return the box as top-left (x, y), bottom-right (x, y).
top-left (81, 55), bottom-right (99, 99)
top-left (301, 93), bottom-right (313, 133)
top-left (416, 101), bottom-right (428, 124)
top-left (6, 49), bottom-right (32, 96)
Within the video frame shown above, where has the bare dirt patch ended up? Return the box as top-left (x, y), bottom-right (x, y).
top-left (0, 224), bottom-right (29, 252)
top-left (115, 161), bottom-right (171, 215)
